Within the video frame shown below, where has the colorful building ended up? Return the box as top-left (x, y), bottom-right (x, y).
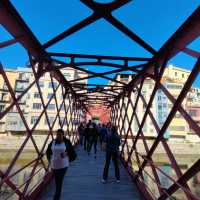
top-left (0, 67), bottom-right (87, 133)
top-left (107, 65), bottom-right (200, 143)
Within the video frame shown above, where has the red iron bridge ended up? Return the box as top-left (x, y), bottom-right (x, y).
top-left (0, 1), bottom-right (200, 199)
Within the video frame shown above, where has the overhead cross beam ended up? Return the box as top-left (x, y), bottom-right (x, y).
top-left (52, 58), bottom-right (128, 85)
top-left (0, 0), bottom-right (88, 110)
top-left (48, 52), bottom-right (151, 62)
top-left (80, 0), bottom-right (156, 55)
top-left (43, 0), bottom-right (131, 48)
top-left (69, 65), bottom-right (141, 83)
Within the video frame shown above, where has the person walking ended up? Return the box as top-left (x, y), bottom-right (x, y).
top-left (88, 123), bottom-right (99, 158)
top-left (78, 122), bottom-right (85, 145)
top-left (84, 120), bottom-right (94, 154)
top-left (46, 129), bottom-right (76, 200)
top-left (102, 125), bottom-right (121, 183)
top-left (99, 124), bottom-right (108, 149)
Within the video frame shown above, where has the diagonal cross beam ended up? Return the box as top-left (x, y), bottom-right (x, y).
top-left (69, 65), bottom-right (141, 83)
top-left (52, 58), bottom-right (127, 85)
top-left (43, 0), bottom-right (131, 48)
top-left (81, 0), bottom-right (156, 55)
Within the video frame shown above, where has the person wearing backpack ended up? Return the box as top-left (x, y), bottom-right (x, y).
top-left (46, 129), bottom-right (77, 200)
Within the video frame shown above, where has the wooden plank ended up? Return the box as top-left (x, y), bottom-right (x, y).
top-left (40, 146), bottom-right (141, 200)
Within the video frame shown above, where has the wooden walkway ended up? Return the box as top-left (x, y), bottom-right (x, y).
top-left (40, 146), bottom-right (141, 200)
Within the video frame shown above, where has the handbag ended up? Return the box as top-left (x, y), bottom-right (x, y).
top-left (64, 138), bottom-right (77, 162)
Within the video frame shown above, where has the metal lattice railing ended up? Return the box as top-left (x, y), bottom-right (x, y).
top-left (0, 1), bottom-right (200, 200)
top-left (0, 61), bottom-right (84, 200)
top-left (110, 52), bottom-right (200, 200)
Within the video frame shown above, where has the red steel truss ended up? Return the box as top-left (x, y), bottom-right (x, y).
top-left (0, 0), bottom-right (200, 199)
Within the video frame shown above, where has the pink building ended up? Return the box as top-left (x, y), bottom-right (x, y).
top-left (187, 106), bottom-right (200, 131)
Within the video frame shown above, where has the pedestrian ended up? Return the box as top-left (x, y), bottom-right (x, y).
top-left (106, 122), bottom-right (112, 134)
top-left (88, 123), bottom-right (99, 158)
top-left (46, 129), bottom-right (76, 200)
top-left (102, 125), bottom-right (121, 183)
top-left (78, 122), bottom-right (85, 145)
top-left (84, 120), bottom-right (94, 154)
top-left (99, 124), bottom-right (108, 149)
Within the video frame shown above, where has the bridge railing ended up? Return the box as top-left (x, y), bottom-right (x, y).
top-left (110, 22), bottom-right (200, 200)
top-left (0, 57), bottom-right (83, 200)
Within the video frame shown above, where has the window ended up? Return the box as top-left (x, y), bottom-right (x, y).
top-left (170, 126), bottom-right (185, 131)
top-left (60, 117), bottom-right (65, 125)
top-left (45, 117), bottom-right (54, 125)
top-left (34, 93), bottom-right (40, 98)
top-left (167, 84), bottom-right (182, 89)
top-left (158, 112), bottom-right (162, 120)
top-left (168, 104), bottom-right (173, 109)
top-left (63, 73), bottom-right (71, 78)
top-left (120, 74), bottom-right (129, 81)
top-left (3, 83), bottom-right (8, 90)
top-left (18, 73), bottom-right (24, 80)
top-left (31, 116), bottom-right (39, 124)
top-left (47, 104), bottom-right (55, 110)
top-left (60, 104), bottom-right (65, 111)
top-left (163, 103), bottom-right (167, 108)
top-left (1, 93), bottom-right (7, 101)
top-left (158, 96), bottom-right (162, 101)
top-left (120, 74), bottom-right (129, 79)
top-left (47, 93), bottom-right (53, 99)
top-left (0, 105), bottom-right (5, 112)
top-left (158, 105), bottom-right (162, 110)
top-left (170, 135), bottom-right (185, 139)
top-left (38, 81), bottom-right (44, 88)
top-left (8, 121), bottom-right (17, 126)
top-left (182, 74), bottom-right (185, 78)
top-left (175, 72), bottom-right (177, 77)
top-left (48, 82), bottom-right (58, 88)
top-left (189, 110), bottom-right (197, 117)
top-left (143, 123), bottom-right (147, 132)
top-left (32, 103), bottom-right (42, 109)
top-left (175, 113), bottom-right (181, 118)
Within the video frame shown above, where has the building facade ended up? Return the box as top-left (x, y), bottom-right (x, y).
top-left (0, 67), bottom-right (87, 133)
top-left (107, 64), bottom-right (200, 143)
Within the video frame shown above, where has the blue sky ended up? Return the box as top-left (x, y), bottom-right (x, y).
top-left (0, 0), bottom-right (200, 85)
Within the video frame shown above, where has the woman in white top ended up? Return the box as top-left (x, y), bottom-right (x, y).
top-left (46, 129), bottom-right (70, 200)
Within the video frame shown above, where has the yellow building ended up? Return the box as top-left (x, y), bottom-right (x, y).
top-left (107, 74), bottom-right (157, 139)
top-left (0, 67), bottom-right (87, 133)
top-left (107, 64), bottom-right (200, 142)
top-left (160, 65), bottom-right (193, 141)
top-left (163, 64), bottom-right (190, 83)
top-left (0, 69), bottom-right (19, 132)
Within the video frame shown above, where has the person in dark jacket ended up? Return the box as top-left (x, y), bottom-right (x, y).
top-left (99, 124), bottom-right (108, 148)
top-left (102, 125), bottom-right (121, 183)
top-left (78, 123), bottom-right (85, 145)
top-left (84, 120), bottom-right (94, 154)
top-left (88, 123), bottom-right (99, 158)
top-left (46, 129), bottom-right (74, 200)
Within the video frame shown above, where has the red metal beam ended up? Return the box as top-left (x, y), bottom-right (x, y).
top-left (43, 0), bottom-right (131, 48)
